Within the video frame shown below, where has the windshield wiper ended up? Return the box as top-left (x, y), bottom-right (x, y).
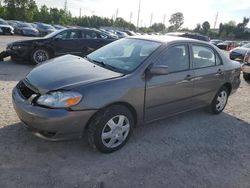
top-left (85, 56), bottom-right (124, 73)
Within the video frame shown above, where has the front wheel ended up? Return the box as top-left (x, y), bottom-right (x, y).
top-left (31, 48), bottom-right (50, 65)
top-left (87, 105), bottom-right (134, 153)
top-left (209, 87), bottom-right (229, 114)
top-left (243, 73), bottom-right (250, 81)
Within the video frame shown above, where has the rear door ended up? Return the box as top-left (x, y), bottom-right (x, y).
top-left (144, 44), bottom-right (195, 122)
top-left (191, 44), bottom-right (224, 106)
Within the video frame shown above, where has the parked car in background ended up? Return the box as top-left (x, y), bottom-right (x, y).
top-left (34, 22), bottom-right (56, 36)
top-left (98, 29), bottom-right (118, 39)
top-left (166, 32), bottom-right (210, 42)
top-left (242, 50), bottom-right (250, 80)
top-left (2, 28), bottom-right (117, 64)
top-left (230, 43), bottom-right (250, 61)
top-left (210, 39), bottom-right (223, 46)
top-left (123, 30), bottom-right (136, 36)
top-left (53, 25), bottom-right (66, 30)
top-left (14, 22), bottom-right (39, 36)
top-left (12, 36), bottom-right (241, 153)
top-left (114, 30), bottom-right (129, 38)
top-left (239, 41), bottom-right (250, 46)
top-left (0, 18), bottom-right (14, 35)
top-left (217, 41), bottom-right (239, 50)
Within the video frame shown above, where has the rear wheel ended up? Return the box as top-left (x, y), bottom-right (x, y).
top-left (31, 48), bottom-right (50, 65)
top-left (209, 87), bottom-right (229, 114)
top-left (87, 105), bottom-right (134, 153)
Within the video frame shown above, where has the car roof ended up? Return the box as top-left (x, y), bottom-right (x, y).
top-left (129, 35), bottom-right (207, 44)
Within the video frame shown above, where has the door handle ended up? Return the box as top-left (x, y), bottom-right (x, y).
top-left (185, 74), bottom-right (193, 81)
top-left (215, 69), bottom-right (224, 76)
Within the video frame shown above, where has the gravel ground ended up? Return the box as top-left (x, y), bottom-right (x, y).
top-left (0, 36), bottom-right (250, 188)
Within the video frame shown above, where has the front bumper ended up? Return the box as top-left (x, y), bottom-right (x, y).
top-left (12, 87), bottom-right (96, 141)
top-left (242, 64), bottom-right (250, 74)
top-left (5, 45), bottom-right (32, 61)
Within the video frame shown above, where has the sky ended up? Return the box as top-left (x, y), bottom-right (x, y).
top-left (35, 0), bottom-right (250, 29)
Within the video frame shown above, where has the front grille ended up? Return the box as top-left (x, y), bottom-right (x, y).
top-left (17, 80), bottom-right (37, 99)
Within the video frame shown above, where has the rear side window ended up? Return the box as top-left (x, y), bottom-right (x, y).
top-left (57, 30), bottom-right (80, 39)
top-left (192, 45), bottom-right (216, 68)
top-left (156, 45), bottom-right (190, 73)
top-left (82, 30), bottom-right (100, 39)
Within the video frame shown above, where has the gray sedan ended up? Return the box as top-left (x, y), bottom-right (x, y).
top-left (12, 36), bottom-right (241, 153)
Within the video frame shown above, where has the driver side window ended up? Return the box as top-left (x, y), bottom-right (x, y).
top-left (156, 45), bottom-right (190, 73)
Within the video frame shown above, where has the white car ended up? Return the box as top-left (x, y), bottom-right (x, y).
top-left (242, 50), bottom-right (250, 80)
top-left (0, 18), bottom-right (14, 35)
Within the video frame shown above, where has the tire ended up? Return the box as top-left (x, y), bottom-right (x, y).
top-left (87, 105), bottom-right (134, 153)
top-left (30, 48), bottom-right (50, 65)
top-left (209, 86), bottom-right (229, 114)
top-left (243, 73), bottom-right (250, 81)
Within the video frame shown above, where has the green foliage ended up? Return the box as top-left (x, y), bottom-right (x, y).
top-left (194, 17), bottom-right (250, 40)
top-left (169, 12), bottom-right (184, 31)
top-left (150, 23), bottom-right (166, 33)
top-left (0, 0), bottom-right (136, 30)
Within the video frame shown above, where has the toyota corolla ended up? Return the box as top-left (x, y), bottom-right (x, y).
top-left (12, 36), bottom-right (241, 153)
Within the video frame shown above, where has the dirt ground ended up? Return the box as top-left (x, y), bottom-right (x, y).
top-left (0, 36), bottom-right (250, 188)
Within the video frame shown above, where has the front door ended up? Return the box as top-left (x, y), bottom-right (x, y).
top-left (52, 30), bottom-right (82, 56)
top-left (145, 44), bottom-right (194, 122)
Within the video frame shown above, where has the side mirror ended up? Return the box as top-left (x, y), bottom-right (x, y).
top-left (148, 65), bottom-right (169, 75)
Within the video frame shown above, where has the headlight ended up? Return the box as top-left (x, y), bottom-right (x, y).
top-left (12, 45), bottom-right (25, 50)
top-left (37, 91), bottom-right (82, 108)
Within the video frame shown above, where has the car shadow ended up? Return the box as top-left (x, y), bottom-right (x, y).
top-left (1, 110), bottom-right (250, 187)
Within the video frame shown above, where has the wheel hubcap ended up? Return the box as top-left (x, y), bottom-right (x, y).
top-left (33, 50), bottom-right (49, 64)
top-left (101, 115), bottom-right (130, 148)
top-left (216, 90), bottom-right (228, 111)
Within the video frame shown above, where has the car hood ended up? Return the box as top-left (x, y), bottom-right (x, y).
top-left (25, 55), bottom-right (123, 94)
top-left (0, 24), bottom-right (12, 28)
top-left (231, 47), bottom-right (249, 54)
top-left (11, 38), bottom-right (47, 45)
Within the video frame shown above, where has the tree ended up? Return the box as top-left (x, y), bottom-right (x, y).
top-left (202, 21), bottom-right (210, 34)
top-left (169, 12), bottom-right (184, 31)
top-left (150, 23), bottom-right (166, 32)
top-left (194, 24), bottom-right (202, 33)
top-left (4, 0), bottom-right (38, 21)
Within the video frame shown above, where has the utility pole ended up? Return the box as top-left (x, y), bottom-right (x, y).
top-left (150, 13), bottom-right (153, 27)
top-left (136, 0), bottom-right (141, 31)
top-left (115, 8), bottom-right (119, 20)
top-left (64, 0), bottom-right (68, 12)
top-left (79, 8), bottom-right (82, 18)
top-left (130, 12), bottom-right (133, 23)
top-left (214, 12), bottom-right (218, 29)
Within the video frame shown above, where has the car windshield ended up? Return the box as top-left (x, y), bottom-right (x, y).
top-left (243, 43), bottom-right (250, 48)
top-left (0, 19), bottom-right (8, 25)
top-left (87, 38), bottom-right (161, 73)
top-left (44, 29), bottom-right (64, 38)
top-left (19, 23), bottom-right (33, 28)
